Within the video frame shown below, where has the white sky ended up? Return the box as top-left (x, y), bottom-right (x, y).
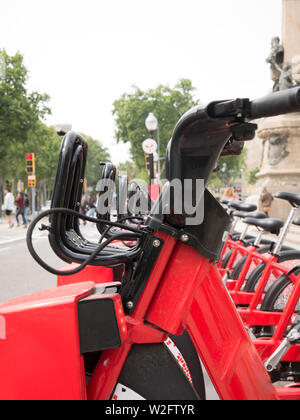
top-left (0, 0), bottom-right (282, 163)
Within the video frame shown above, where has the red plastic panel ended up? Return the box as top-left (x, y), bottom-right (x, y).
top-left (57, 264), bottom-right (113, 287)
top-left (146, 243), bottom-right (210, 335)
top-left (0, 282), bottom-right (95, 400)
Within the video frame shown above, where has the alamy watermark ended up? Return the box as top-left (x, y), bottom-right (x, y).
top-left (96, 176), bottom-right (205, 226)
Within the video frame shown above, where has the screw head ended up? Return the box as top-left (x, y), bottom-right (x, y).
top-left (126, 301), bottom-right (134, 310)
top-left (153, 239), bottom-right (161, 248)
top-left (181, 234), bottom-right (189, 243)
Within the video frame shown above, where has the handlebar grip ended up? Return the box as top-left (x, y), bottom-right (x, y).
top-left (249, 86), bottom-right (300, 119)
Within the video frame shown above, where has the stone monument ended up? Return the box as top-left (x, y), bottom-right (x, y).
top-left (246, 0), bottom-right (300, 220)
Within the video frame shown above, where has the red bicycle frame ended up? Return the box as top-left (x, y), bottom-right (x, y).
top-left (218, 235), bottom-right (235, 266)
top-left (253, 269), bottom-right (300, 367)
top-left (229, 252), bottom-right (300, 313)
top-left (86, 233), bottom-right (293, 400)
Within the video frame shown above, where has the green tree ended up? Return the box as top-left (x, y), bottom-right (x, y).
top-left (113, 79), bottom-right (247, 187)
top-left (112, 79), bottom-right (199, 170)
top-left (209, 149), bottom-right (247, 188)
top-left (82, 135), bottom-right (111, 188)
top-left (247, 167), bottom-right (260, 185)
top-left (0, 49), bottom-right (51, 186)
top-left (0, 50), bottom-right (110, 207)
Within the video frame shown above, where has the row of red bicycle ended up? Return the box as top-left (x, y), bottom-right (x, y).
top-left (219, 192), bottom-right (300, 385)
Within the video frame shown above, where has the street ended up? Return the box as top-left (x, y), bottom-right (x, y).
top-left (0, 215), bottom-right (111, 303)
top-left (0, 217), bottom-right (105, 303)
top-left (0, 217), bottom-right (57, 303)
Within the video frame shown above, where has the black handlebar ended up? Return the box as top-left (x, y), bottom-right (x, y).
top-left (249, 86), bottom-right (300, 120)
top-left (211, 86), bottom-right (300, 121)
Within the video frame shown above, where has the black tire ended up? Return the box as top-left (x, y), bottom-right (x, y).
top-left (244, 250), bottom-right (300, 293)
top-left (221, 250), bottom-right (233, 269)
top-left (231, 244), bottom-right (271, 281)
top-left (111, 331), bottom-right (205, 400)
top-left (260, 269), bottom-right (300, 383)
top-left (261, 267), bottom-right (300, 312)
top-left (169, 332), bottom-right (206, 400)
top-left (243, 262), bottom-right (266, 292)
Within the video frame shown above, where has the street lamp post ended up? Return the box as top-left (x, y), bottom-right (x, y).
top-left (145, 113), bottom-right (160, 183)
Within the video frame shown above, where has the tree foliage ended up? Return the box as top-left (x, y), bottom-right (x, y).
top-left (112, 79), bottom-right (199, 170)
top-left (0, 50), bottom-right (110, 204)
top-left (0, 49), bottom-right (51, 178)
top-left (247, 167), bottom-right (260, 185)
top-left (209, 149), bottom-right (247, 188)
top-left (83, 135), bottom-right (110, 187)
top-left (112, 79), bottom-right (247, 188)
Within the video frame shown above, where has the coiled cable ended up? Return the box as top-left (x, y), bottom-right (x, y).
top-left (26, 208), bottom-right (143, 277)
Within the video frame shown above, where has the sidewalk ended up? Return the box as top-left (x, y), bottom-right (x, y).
top-left (0, 216), bottom-right (101, 245)
top-left (0, 216), bottom-right (28, 244)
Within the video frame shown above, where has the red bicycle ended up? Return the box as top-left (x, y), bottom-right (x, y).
top-left (1, 87), bottom-right (300, 400)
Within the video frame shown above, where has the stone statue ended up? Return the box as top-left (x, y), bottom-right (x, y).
top-left (292, 55), bottom-right (300, 84)
top-left (266, 37), bottom-right (284, 66)
top-left (268, 133), bottom-right (289, 166)
top-left (278, 64), bottom-right (298, 90)
top-left (266, 36), bottom-right (299, 91)
top-left (266, 37), bottom-right (284, 91)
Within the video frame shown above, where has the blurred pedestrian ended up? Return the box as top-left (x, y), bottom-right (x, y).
top-left (24, 193), bottom-right (30, 226)
top-left (15, 192), bottom-right (26, 227)
top-left (80, 195), bottom-right (89, 225)
top-left (260, 187), bottom-right (273, 217)
top-left (3, 188), bottom-right (14, 229)
top-left (87, 194), bottom-right (96, 218)
top-left (222, 187), bottom-right (237, 202)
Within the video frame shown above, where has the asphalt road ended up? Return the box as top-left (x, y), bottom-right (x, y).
top-left (0, 218), bottom-right (105, 303)
top-left (0, 217), bottom-right (219, 400)
top-left (0, 219), bottom-right (60, 303)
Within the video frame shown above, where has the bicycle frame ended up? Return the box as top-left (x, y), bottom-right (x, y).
top-left (226, 243), bottom-right (266, 297)
top-left (230, 252), bottom-right (300, 313)
top-left (55, 234), bottom-right (300, 399)
top-left (253, 269), bottom-right (300, 367)
top-left (86, 234), bottom-right (284, 400)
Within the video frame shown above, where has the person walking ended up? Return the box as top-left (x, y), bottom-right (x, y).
top-left (24, 193), bottom-right (30, 226)
top-left (222, 187), bottom-right (237, 202)
top-left (3, 188), bottom-right (14, 229)
top-left (87, 194), bottom-right (96, 218)
top-left (15, 192), bottom-right (26, 227)
top-left (80, 195), bottom-right (89, 225)
top-left (260, 187), bottom-right (274, 217)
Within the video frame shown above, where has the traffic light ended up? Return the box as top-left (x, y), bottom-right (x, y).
top-left (145, 154), bottom-right (155, 181)
top-left (26, 153), bottom-right (36, 174)
top-left (28, 175), bottom-right (36, 188)
top-left (145, 154), bottom-right (153, 171)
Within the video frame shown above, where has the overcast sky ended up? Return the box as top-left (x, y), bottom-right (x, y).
top-left (0, 0), bottom-right (282, 162)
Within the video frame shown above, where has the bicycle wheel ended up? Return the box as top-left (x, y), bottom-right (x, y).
top-left (260, 269), bottom-right (300, 383)
top-left (221, 250), bottom-right (233, 269)
top-left (261, 269), bottom-right (300, 312)
top-left (231, 244), bottom-right (271, 281)
top-left (244, 250), bottom-right (300, 293)
top-left (111, 331), bottom-right (205, 400)
top-left (243, 262), bottom-right (266, 292)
